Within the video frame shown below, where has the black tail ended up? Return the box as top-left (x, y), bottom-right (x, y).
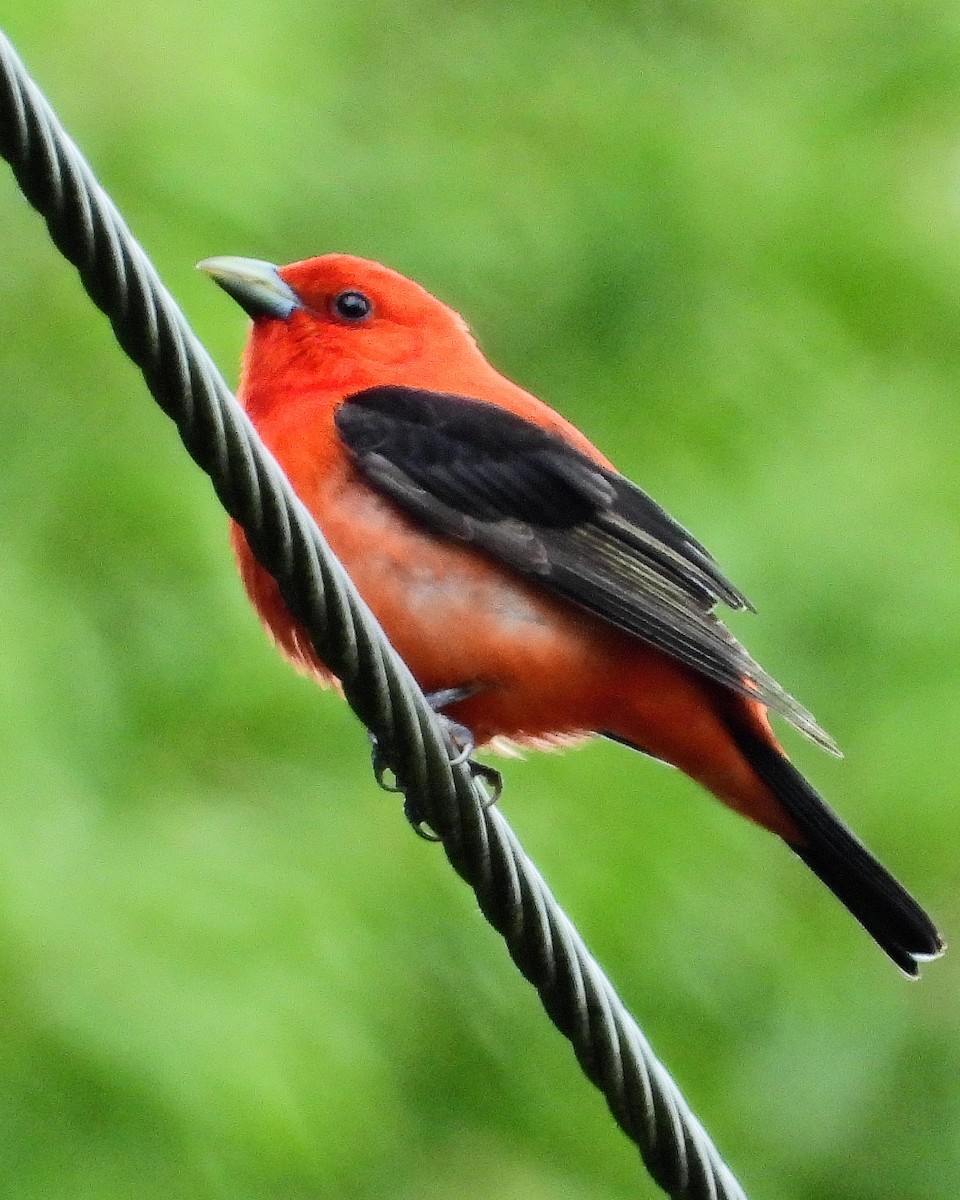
top-left (731, 725), bottom-right (944, 977)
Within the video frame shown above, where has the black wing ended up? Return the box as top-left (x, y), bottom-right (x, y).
top-left (334, 385), bottom-right (838, 754)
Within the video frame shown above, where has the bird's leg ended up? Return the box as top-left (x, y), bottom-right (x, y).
top-left (424, 688), bottom-right (503, 799)
top-left (369, 684), bottom-right (503, 840)
top-left (416, 686), bottom-right (505, 831)
top-left (423, 685), bottom-right (479, 766)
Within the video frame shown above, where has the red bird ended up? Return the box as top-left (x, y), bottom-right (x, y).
top-left (200, 252), bottom-right (942, 976)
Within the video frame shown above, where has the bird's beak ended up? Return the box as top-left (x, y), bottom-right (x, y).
top-left (197, 256), bottom-right (303, 320)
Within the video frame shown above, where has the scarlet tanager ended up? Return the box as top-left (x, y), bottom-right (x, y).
top-left (200, 252), bottom-right (943, 976)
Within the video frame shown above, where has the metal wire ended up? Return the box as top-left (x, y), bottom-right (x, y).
top-left (0, 28), bottom-right (749, 1200)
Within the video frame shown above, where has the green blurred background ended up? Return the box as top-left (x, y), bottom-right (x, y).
top-left (0, 2), bottom-right (957, 1197)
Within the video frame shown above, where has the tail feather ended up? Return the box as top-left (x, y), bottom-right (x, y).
top-left (731, 724), bottom-right (944, 977)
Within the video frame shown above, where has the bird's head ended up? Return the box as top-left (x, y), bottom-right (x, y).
top-left (199, 253), bottom-right (484, 409)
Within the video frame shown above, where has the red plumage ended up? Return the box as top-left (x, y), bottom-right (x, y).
top-left (202, 252), bottom-right (943, 975)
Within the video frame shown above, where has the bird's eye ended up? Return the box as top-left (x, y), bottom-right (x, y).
top-left (332, 290), bottom-right (373, 322)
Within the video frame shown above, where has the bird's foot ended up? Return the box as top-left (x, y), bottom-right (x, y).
top-left (425, 687), bottom-right (504, 810)
top-left (369, 685), bottom-right (503, 840)
top-left (401, 753), bottom-right (503, 841)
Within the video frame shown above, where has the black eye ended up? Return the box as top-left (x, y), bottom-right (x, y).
top-left (332, 290), bottom-right (373, 322)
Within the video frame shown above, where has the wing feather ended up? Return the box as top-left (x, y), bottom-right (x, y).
top-left (335, 385), bottom-right (839, 754)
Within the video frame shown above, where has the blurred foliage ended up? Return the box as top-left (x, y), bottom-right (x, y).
top-left (0, 2), bottom-right (958, 1197)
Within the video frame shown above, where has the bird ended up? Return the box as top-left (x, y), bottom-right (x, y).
top-left (199, 251), bottom-right (943, 976)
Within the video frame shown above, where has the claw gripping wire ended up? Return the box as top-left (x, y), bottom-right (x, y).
top-left (0, 28), bottom-right (748, 1200)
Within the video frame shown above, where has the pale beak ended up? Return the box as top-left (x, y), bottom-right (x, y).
top-left (197, 255), bottom-right (303, 320)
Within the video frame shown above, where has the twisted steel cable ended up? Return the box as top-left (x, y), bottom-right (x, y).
top-left (0, 29), bottom-right (749, 1200)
